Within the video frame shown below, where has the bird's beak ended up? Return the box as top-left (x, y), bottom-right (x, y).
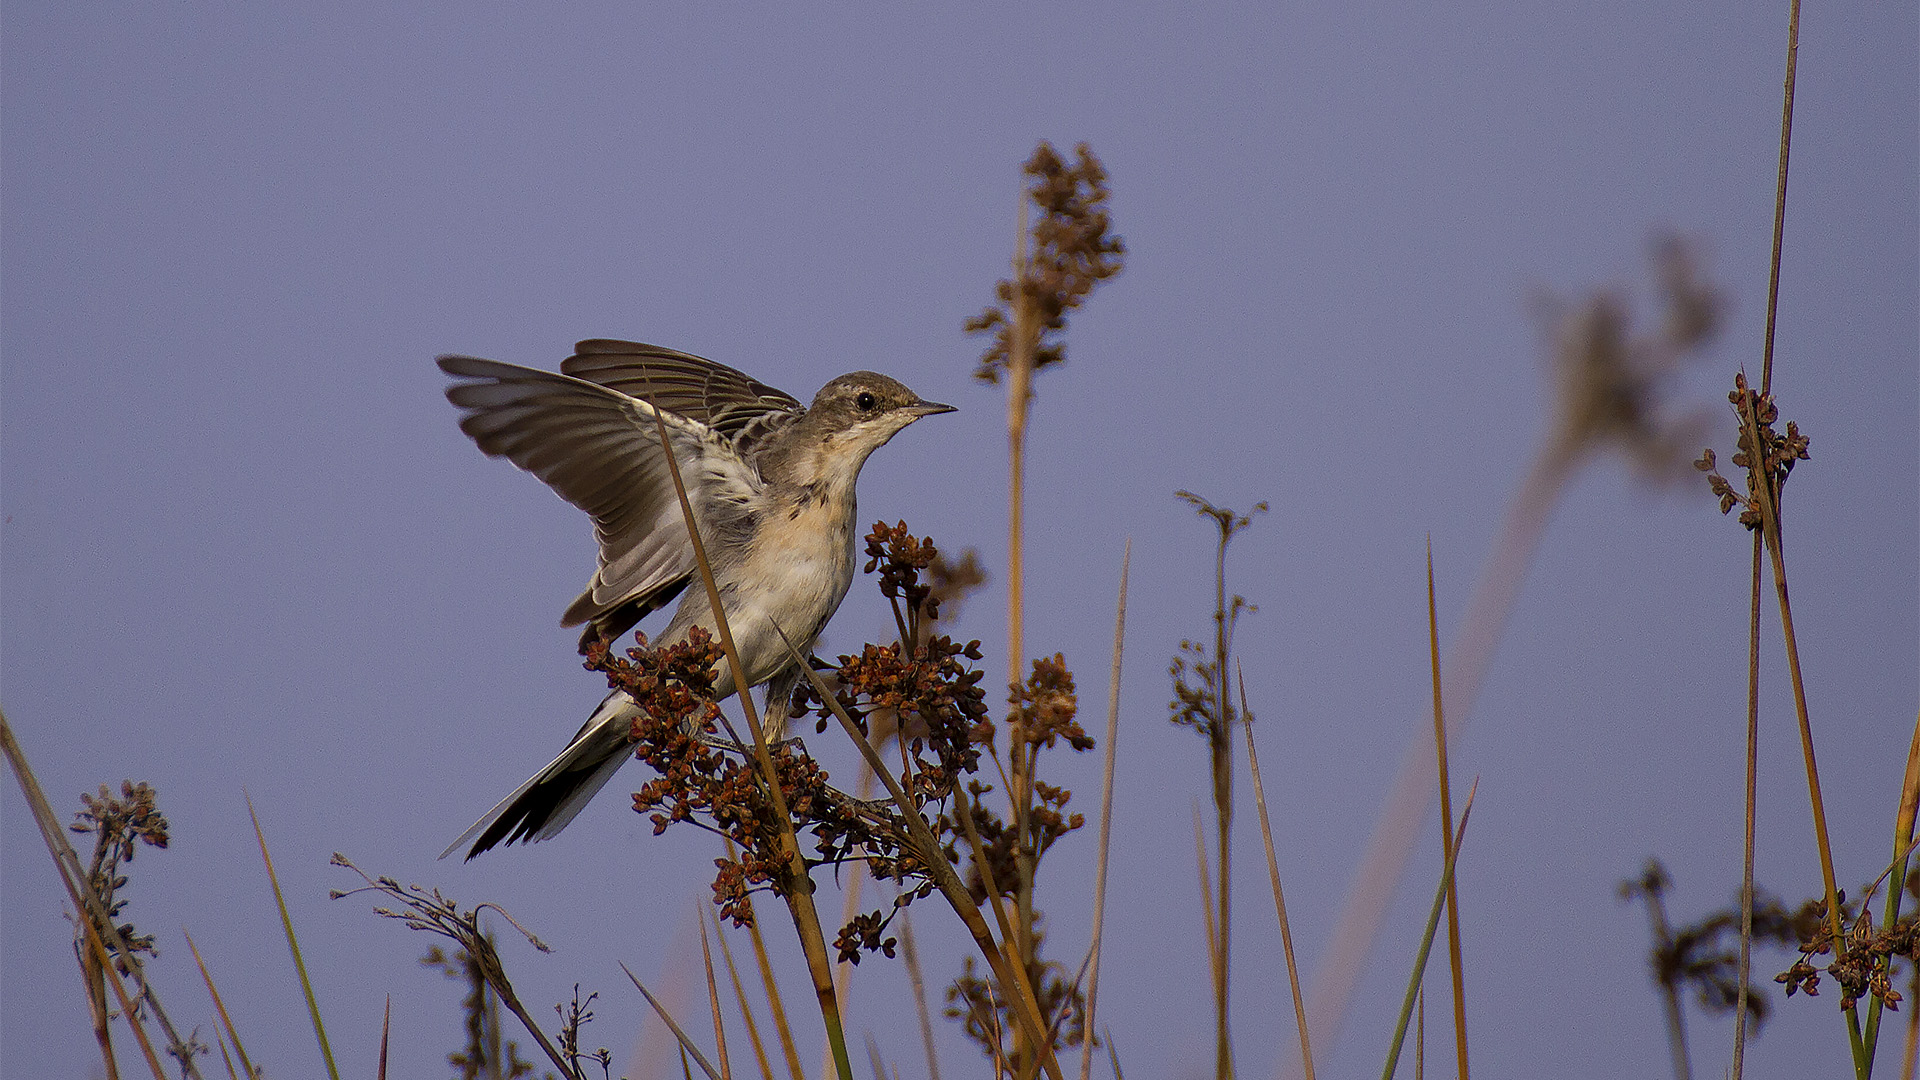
top-left (908, 400), bottom-right (956, 417)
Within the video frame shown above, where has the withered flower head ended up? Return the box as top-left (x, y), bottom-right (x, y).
top-left (967, 141), bottom-right (1127, 384)
top-left (1540, 236), bottom-right (1723, 479)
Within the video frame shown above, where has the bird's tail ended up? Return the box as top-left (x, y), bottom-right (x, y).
top-left (440, 691), bottom-right (640, 860)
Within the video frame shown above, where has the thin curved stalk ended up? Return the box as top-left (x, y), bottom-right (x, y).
top-left (650, 410), bottom-right (853, 1080)
top-left (1862, 712), bottom-right (1920, 1060)
top-left (626, 964), bottom-right (723, 1080)
top-left (1732, 532), bottom-right (1762, 1080)
top-left (3, 710), bottom-right (173, 1080)
top-left (1426, 541), bottom-right (1469, 1080)
top-left (775, 629), bottom-right (1065, 1080)
top-left (1240, 672), bottom-right (1313, 1080)
top-left (1382, 783), bottom-right (1478, 1080)
top-left (712, 907), bottom-right (776, 1080)
top-left (1079, 540), bottom-right (1130, 1080)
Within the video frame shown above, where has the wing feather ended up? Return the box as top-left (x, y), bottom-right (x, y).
top-left (559, 340), bottom-right (803, 457)
top-left (438, 354), bottom-right (763, 641)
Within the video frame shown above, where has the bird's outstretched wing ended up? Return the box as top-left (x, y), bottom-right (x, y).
top-left (438, 354), bottom-right (776, 647)
top-left (560, 340), bottom-right (803, 459)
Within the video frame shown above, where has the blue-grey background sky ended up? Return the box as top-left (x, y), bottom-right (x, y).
top-left (4, 3), bottom-right (1914, 1078)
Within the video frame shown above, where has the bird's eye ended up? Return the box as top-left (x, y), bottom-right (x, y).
top-left (855, 392), bottom-right (877, 412)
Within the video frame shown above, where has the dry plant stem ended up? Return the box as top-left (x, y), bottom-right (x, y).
top-left (1864, 712), bottom-right (1920, 1059)
top-left (348, 874), bottom-right (580, 1080)
top-left (1734, 1), bottom-right (1805, 1064)
top-left (699, 913), bottom-right (735, 1080)
top-left (247, 796), bottom-right (342, 1080)
top-left (85, 920), bottom-right (169, 1080)
top-left (1302, 446), bottom-right (1576, 1066)
top-left (1416, 988), bottom-right (1424, 1080)
top-left (1005, 198), bottom-right (1033, 694)
top-left (1426, 541), bottom-right (1469, 1080)
top-left (712, 908), bottom-right (777, 1080)
top-left (1004, 218), bottom-right (1043, 1059)
top-left (140, 985), bottom-right (204, 1080)
top-left (1737, 400), bottom-right (1863, 1074)
top-left (1209, 531), bottom-right (1235, 1080)
top-left (650, 411), bottom-right (854, 1080)
top-left (1238, 671), bottom-right (1315, 1080)
top-left (947, 783), bottom-right (1066, 1080)
top-left (826, 767), bottom-right (878, 1080)
top-left (778, 632), bottom-right (1064, 1080)
top-left (1639, 876), bottom-right (1693, 1080)
top-left (742, 881), bottom-right (807, 1080)
top-left (864, 1033), bottom-right (891, 1080)
top-left (1, 709), bottom-right (173, 1080)
top-left (1758, 0), bottom-right (1801, 397)
top-left (495, 959), bottom-right (576, 1077)
top-left (83, 929), bottom-right (119, 1080)
top-left (1078, 540), bottom-right (1130, 1080)
top-left (213, 1031), bottom-right (238, 1080)
top-left (625, 964), bottom-right (724, 1080)
top-left (1193, 803), bottom-right (1220, 985)
top-left (1732, 533), bottom-right (1762, 1080)
top-left (900, 911), bottom-right (945, 1080)
top-left (1381, 783), bottom-right (1478, 1080)
top-left (1027, 949), bottom-right (1100, 1080)
top-left (723, 835), bottom-right (805, 1080)
top-left (377, 996), bottom-right (390, 1080)
top-left (185, 931), bottom-right (260, 1080)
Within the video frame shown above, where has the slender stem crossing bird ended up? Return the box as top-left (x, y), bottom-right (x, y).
top-left (436, 339), bottom-right (954, 860)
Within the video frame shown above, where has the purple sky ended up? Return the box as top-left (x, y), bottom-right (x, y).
top-left (4, 4), bottom-right (1914, 1078)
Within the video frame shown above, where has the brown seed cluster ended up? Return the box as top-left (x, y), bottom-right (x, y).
top-left (795, 525), bottom-right (999, 961)
top-left (70, 780), bottom-right (171, 969)
top-left (1696, 370), bottom-right (1811, 530)
top-left (966, 141), bottom-right (1126, 382)
top-left (1775, 874), bottom-right (1920, 1012)
top-left (947, 655), bottom-right (1091, 906)
top-left (581, 524), bottom-right (996, 963)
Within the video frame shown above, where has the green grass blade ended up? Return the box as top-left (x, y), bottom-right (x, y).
top-left (246, 793), bottom-right (340, 1080)
top-left (1382, 782), bottom-right (1477, 1080)
top-left (185, 930), bottom-right (260, 1080)
top-left (625, 963), bottom-right (722, 1080)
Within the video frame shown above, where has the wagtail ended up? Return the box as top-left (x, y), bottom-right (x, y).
top-left (437, 339), bottom-right (953, 859)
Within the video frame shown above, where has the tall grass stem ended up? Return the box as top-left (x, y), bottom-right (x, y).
top-left (1079, 540), bottom-right (1130, 1080)
top-left (625, 964), bottom-right (723, 1080)
top-left (899, 910), bottom-right (944, 1080)
top-left (1381, 783), bottom-right (1477, 1080)
top-left (246, 795), bottom-right (341, 1080)
top-left (698, 909), bottom-right (735, 1080)
top-left (1426, 540), bottom-right (1469, 1080)
top-left (185, 930), bottom-right (260, 1080)
top-left (650, 409), bottom-right (853, 1080)
top-left (712, 907), bottom-right (777, 1080)
top-left (1238, 670), bottom-right (1314, 1080)
top-left (1732, 533), bottom-right (1762, 1079)
top-left (1758, 0), bottom-right (1801, 396)
top-left (1862, 711), bottom-right (1920, 1060)
top-left (777, 628), bottom-right (1065, 1080)
top-left (1303, 449), bottom-right (1572, 1067)
top-left (2, 709), bottom-right (172, 1079)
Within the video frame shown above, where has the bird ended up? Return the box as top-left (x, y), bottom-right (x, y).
top-left (436, 339), bottom-right (954, 860)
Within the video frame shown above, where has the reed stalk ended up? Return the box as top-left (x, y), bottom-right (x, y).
top-left (1079, 541), bottom-right (1129, 1080)
top-left (1426, 542), bottom-right (1469, 1080)
top-left (650, 408), bottom-right (853, 1080)
top-left (1239, 671), bottom-right (1313, 1080)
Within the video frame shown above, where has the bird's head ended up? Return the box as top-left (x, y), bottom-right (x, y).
top-left (783, 372), bottom-right (954, 486)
